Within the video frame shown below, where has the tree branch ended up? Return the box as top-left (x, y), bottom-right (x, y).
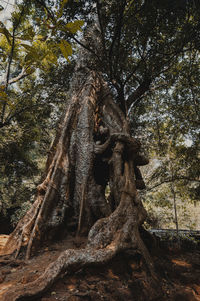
top-left (126, 77), bottom-right (151, 109)
top-left (0, 5), bottom-right (25, 123)
top-left (71, 35), bottom-right (101, 61)
top-left (1, 30), bottom-right (15, 123)
top-left (95, 0), bottom-right (107, 56)
top-left (0, 66), bottom-right (31, 87)
top-left (113, 0), bottom-right (126, 76)
top-left (124, 62), bottom-right (142, 86)
top-left (0, 102), bottom-right (43, 129)
top-left (108, 0), bottom-right (126, 80)
top-left (147, 177), bottom-right (200, 191)
top-left (7, 67), bottom-right (30, 85)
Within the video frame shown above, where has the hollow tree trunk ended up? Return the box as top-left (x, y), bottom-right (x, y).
top-left (3, 69), bottom-right (148, 254)
top-left (1, 36), bottom-right (157, 299)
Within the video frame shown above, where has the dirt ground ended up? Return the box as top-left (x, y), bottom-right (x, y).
top-left (0, 235), bottom-right (200, 301)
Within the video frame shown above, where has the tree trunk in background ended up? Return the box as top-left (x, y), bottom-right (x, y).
top-left (170, 163), bottom-right (179, 237)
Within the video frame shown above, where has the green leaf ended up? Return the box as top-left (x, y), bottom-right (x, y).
top-left (21, 43), bottom-right (38, 61)
top-left (26, 67), bottom-right (36, 74)
top-left (0, 90), bottom-right (7, 101)
top-left (64, 20), bottom-right (84, 34)
top-left (18, 26), bottom-right (35, 41)
top-left (59, 40), bottom-right (72, 62)
top-left (0, 5), bottom-right (4, 11)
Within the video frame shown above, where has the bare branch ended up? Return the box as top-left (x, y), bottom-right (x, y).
top-left (71, 36), bottom-right (101, 61)
top-left (0, 5), bottom-right (26, 123)
top-left (126, 77), bottom-right (151, 109)
top-left (108, 0), bottom-right (126, 79)
top-left (147, 177), bottom-right (200, 191)
top-left (7, 67), bottom-right (30, 85)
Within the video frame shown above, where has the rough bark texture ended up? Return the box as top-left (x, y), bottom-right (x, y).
top-left (0, 43), bottom-right (156, 298)
top-left (2, 71), bottom-right (148, 252)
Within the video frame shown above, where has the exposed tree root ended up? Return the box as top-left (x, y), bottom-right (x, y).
top-left (1, 193), bottom-right (157, 301)
top-left (1, 145), bottom-right (156, 301)
top-left (0, 196), bottom-right (43, 256)
top-left (1, 202), bottom-right (156, 301)
top-left (1, 245), bottom-right (120, 301)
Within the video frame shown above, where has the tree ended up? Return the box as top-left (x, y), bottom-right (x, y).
top-left (0, 0), bottom-right (83, 129)
top-left (1, 0), bottom-right (200, 300)
top-left (0, 0), bottom-right (81, 231)
top-left (138, 50), bottom-right (200, 230)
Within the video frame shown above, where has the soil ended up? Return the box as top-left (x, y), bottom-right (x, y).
top-left (0, 235), bottom-right (200, 301)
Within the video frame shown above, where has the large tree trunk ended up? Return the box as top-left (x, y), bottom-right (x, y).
top-left (0, 51), bottom-right (157, 299)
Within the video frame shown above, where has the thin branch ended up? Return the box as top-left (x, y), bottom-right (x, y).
top-left (35, 0), bottom-right (55, 23)
top-left (95, 0), bottom-right (107, 56)
top-left (147, 177), bottom-right (200, 191)
top-left (126, 77), bottom-right (151, 109)
top-left (124, 62), bottom-right (141, 86)
top-left (7, 67), bottom-right (30, 85)
top-left (0, 66), bottom-right (31, 87)
top-left (1, 29), bottom-right (15, 123)
top-left (126, 45), bottom-right (190, 110)
top-left (0, 5), bottom-right (26, 123)
top-left (108, 1), bottom-right (126, 79)
top-left (71, 36), bottom-right (101, 61)
top-left (1, 86), bottom-right (61, 129)
top-left (127, 95), bottom-right (145, 116)
top-left (0, 102), bottom-right (45, 129)
top-left (113, 0), bottom-right (126, 76)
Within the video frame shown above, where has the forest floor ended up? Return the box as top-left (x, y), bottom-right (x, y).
top-left (0, 235), bottom-right (200, 301)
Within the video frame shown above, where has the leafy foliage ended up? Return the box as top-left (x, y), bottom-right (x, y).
top-left (134, 51), bottom-right (200, 229)
top-left (0, 0), bottom-right (79, 230)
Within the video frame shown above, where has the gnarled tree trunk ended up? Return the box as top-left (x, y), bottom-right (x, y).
top-left (1, 33), bottom-right (157, 300)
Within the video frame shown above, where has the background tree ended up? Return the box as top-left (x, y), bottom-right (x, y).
top-left (135, 50), bottom-right (200, 229)
top-left (0, 0), bottom-right (80, 231)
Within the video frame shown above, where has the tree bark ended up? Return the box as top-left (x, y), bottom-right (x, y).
top-left (1, 63), bottom-right (156, 300)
